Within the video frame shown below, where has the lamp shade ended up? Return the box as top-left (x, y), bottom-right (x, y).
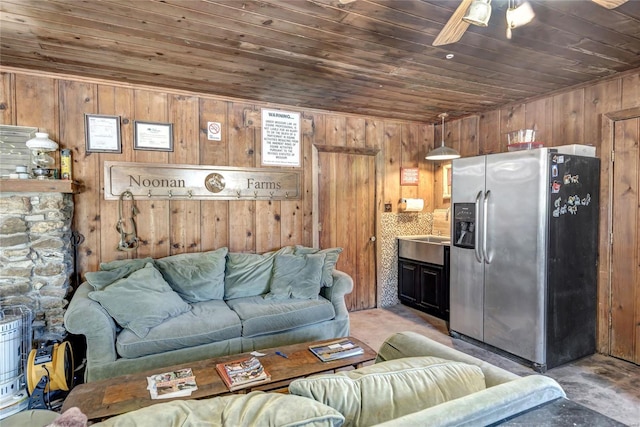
top-left (26, 132), bottom-right (58, 151)
top-left (506, 1), bottom-right (535, 29)
top-left (425, 144), bottom-right (461, 161)
top-left (463, 0), bottom-right (492, 26)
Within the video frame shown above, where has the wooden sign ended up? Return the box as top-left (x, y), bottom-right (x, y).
top-left (104, 162), bottom-right (301, 200)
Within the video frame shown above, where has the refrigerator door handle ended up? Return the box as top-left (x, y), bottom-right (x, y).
top-left (475, 190), bottom-right (483, 263)
top-left (483, 190), bottom-right (491, 264)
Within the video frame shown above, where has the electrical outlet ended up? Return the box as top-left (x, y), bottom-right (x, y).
top-left (384, 203), bottom-right (392, 212)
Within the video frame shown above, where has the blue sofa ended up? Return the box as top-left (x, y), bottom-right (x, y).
top-left (64, 245), bottom-right (352, 382)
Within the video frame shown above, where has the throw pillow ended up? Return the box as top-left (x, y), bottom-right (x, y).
top-left (88, 263), bottom-right (191, 338)
top-left (224, 246), bottom-right (294, 300)
top-left (266, 253), bottom-right (326, 300)
top-left (294, 246), bottom-right (343, 287)
top-left (154, 247), bottom-right (228, 302)
top-left (86, 257), bottom-right (155, 290)
top-left (221, 391), bottom-right (345, 427)
top-left (288, 356), bottom-right (486, 427)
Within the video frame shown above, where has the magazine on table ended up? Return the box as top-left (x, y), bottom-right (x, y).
top-left (216, 356), bottom-right (271, 391)
top-left (309, 338), bottom-right (364, 362)
top-left (146, 367), bottom-right (198, 399)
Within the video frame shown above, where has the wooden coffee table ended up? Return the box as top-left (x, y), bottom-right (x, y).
top-left (62, 336), bottom-right (376, 422)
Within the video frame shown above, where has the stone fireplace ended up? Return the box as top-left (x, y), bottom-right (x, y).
top-left (0, 187), bottom-right (76, 341)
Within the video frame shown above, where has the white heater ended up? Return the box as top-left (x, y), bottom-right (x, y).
top-left (0, 305), bottom-right (32, 420)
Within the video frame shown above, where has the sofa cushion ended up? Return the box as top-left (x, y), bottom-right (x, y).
top-left (288, 356), bottom-right (486, 427)
top-left (294, 246), bottom-right (343, 287)
top-left (88, 263), bottom-right (191, 338)
top-left (224, 246), bottom-right (293, 299)
top-left (85, 257), bottom-right (156, 290)
top-left (267, 253), bottom-right (326, 300)
top-left (154, 247), bottom-right (228, 302)
top-left (92, 391), bottom-right (345, 427)
top-left (116, 299), bottom-right (241, 358)
top-left (99, 257), bottom-right (156, 271)
top-left (226, 295), bottom-right (336, 337)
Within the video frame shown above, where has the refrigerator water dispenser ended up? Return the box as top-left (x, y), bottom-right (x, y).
top-left (453, 203), bottom-right (475, 249)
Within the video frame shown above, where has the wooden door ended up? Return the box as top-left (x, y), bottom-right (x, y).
top-left (610, 116), bottom-right (640, 364)
top-left (316, 148), bottom-right (377, 311)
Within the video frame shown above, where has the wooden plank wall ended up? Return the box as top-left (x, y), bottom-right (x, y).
top-left (1, 67), bottom-right (638, 348)
top-left (444, 71), bottom-right (639, 155)
top-left (0, 69), bottom-right (436, 280)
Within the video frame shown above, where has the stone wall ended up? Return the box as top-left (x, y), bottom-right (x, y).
top-left (0, 192), bottom-right (74, 340)
top-left (378, 212), bottom-right (433, 308)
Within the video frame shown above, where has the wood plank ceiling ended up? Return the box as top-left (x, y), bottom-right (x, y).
top-left (1, 0), bottom-right (639, 123)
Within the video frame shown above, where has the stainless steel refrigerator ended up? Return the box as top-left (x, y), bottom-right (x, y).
top-left (450, 147), bottom-right (599, 372)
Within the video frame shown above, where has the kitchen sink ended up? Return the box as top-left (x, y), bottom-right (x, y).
top-left (397, 235), bottom-right (450, 265)
top-left (401, 235), bottom-right (451, 244)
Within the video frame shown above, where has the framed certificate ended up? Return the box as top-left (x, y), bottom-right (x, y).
top-left (85, 114), bottom-right (121, 153)
top-left (134, 121), bottom-right (174, 152)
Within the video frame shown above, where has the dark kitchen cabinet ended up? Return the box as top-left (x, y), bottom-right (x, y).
top-left (398, 247), bottom-right (450, 321)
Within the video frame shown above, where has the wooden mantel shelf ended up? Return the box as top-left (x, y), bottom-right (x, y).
top-left (0, 179), bottom-right (81, 194)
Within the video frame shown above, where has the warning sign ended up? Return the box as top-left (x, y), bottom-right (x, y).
top-left (207, 121), bottom-right (221, 141)
top-left (261, 109), bottom-right (300, 167)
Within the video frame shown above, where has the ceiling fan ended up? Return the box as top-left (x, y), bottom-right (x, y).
top-left (432, 0), bottom-right (629, 46)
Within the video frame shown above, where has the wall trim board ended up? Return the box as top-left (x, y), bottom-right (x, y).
top-left (314, 144), bottom-right (380, 156)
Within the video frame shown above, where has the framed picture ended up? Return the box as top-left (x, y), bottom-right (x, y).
top-left (85, 114), bottom-right (121, 153)
top-left (134, 121), bottom-right (173, 151)
top-left (400, 167), bottom-right (419, 186)
top-left (443, 163), bottom-right (452, 199)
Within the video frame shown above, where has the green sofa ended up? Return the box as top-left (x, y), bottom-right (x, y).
top-left (64, 245), bottom-right (352, 382)
top-left (43, 332), bottom-right (565, 427)
top-left (289, 331), bottom-right (566, 426)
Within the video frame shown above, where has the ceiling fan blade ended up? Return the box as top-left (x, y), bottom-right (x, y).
top-left (591, 0), bottom-right (628, 9)
top-left (432, 0), bottom-right (473, 46)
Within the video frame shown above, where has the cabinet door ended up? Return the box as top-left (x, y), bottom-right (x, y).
top-left (398, 260), bottom-right (418, 302)
top-left (419, 265), bottom-right (443, 311)
top-left (443, 247), bottom-right (450, 319)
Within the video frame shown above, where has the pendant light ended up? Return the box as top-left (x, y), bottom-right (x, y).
top-left (426, 113), bottom-right (461, 161)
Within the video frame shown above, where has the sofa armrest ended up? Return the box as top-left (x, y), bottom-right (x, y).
top-left (376, 331), bottom-right (519, 386)
top-left (320, 270), bottom-right (353, 320)
top-left (64, 282), bottom-right (118, 378)
top-left (372, 375), bottom-right (565, 427)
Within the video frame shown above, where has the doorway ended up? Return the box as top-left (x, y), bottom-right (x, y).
top-left (313, 145), bottom-right (378, 311)
top-left (602, 108), bottom-right (640, 365)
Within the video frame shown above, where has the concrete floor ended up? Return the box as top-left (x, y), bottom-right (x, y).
top-left (349, 304), bottom-right (640, 427)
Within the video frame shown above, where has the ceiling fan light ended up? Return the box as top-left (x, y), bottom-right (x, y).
top-left (506, 1), bottom-right (535, 29)
top-left (463, 0), bottom-right (492, 27)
